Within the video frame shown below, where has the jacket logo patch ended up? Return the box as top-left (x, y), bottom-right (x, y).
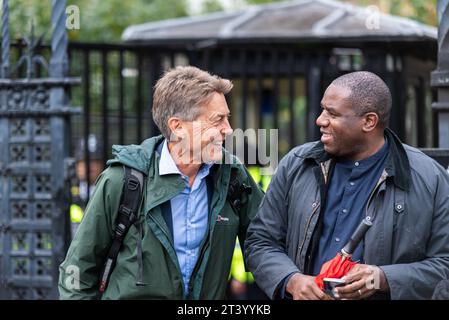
top-left (216, 215), bottom-right (229, 222)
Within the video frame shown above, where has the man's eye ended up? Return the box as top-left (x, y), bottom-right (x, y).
top-left (214, 115), bottom-right (230, 123)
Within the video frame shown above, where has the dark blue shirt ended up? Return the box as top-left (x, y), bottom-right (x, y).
top-left (311, 138), bottom-right (389, 276)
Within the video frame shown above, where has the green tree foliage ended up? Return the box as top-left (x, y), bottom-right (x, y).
top-left (201, 0), bottom-right (225, 13)
top-left (8, 0), bottom-right (50, 41)
top-left (246, 0), bottom-right (282, 4)
top-left (6, 0), bottom-right (189, 42)
top-left (388, 0), bottom-right (437, 26)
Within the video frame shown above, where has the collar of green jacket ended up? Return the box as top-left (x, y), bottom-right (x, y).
top-left (302, 128), bottom-right (411, 191)
top-left (106, 135), bottom-right (164, 175)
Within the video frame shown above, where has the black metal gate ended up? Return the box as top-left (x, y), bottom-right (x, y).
top-left (0, 0), bottom-right (79, 299)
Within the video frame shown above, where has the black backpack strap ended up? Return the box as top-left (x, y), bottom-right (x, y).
top-left (227, 168), bottom-right (252, 212)
top-left (98, 165), bottom-right (145, 294)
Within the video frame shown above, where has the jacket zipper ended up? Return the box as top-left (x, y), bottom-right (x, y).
top-left (146, 190), bottom-right (182, 248)
top-left (187, 191), bottom-right (225, 299)
top-left (187, 239), bottom-right (210, 299)
top-left (364, 171), bottom-right (388, 221)
top-left (297, 161), bottom-right (331, 264)
top-left (147, 214), bottom-right (173, 247)
top-left (297, 202), bottom-right (320, 263)
top-left (188, 173), bottom-right (231, 299)
top-left (297, 169), bottom-right (387, 269)
top-left (146, 190), bottom-right (186, 284)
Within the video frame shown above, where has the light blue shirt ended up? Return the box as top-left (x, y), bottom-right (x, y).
top-left (159, 140), bottom-right (212, 296)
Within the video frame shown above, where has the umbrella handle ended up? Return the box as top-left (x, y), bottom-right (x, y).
top-left (341, 218), bottom-right (373, 257)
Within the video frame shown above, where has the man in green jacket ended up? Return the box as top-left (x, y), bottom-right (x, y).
top-left (58, 66), bottom-right (263, 299)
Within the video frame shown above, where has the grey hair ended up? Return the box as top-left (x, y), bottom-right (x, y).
top-left (152, 66), bottom-right (233, 139)
top-left (332, 71), bottom-right (392, 128)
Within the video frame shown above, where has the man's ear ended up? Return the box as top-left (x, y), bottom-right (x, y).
top-left (167, 117), bottom-right (184, 140)
top-left (362, 112), bottom-right (379, 132)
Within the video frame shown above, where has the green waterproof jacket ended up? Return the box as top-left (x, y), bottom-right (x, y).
top-left (58, 135), bottom-right (264, 299)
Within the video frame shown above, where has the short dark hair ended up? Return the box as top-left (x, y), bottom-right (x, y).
top-left (332, 71), bottom-right (392, 128)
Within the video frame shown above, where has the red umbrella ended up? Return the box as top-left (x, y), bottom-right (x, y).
top-left (315, 253), bottom-right (357, 290)
top-left (314, 218), bottom-right (373, 290)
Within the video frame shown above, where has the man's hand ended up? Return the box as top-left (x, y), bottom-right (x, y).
top-left (334, 264), bottom-right (389, 300)
top-left (286, 273), bottom-right (333, 300)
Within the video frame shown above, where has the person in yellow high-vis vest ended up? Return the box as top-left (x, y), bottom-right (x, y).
top-left (70, 134), bottom-right (104, 238)
top-left (247, 165), bottom-right (271, 192)
top-left (70, 185), bottom-right (85, 237)
top-left (228, 164), bottom-right (271, 300)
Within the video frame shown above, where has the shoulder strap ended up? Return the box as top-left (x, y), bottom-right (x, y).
top-left (227, 168), bottom-right (252, 212)
top-left (98, 165), bottom-right (145, 294)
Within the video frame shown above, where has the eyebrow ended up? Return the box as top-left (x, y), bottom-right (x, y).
top-left (212, 112), bottom-right (231, 119)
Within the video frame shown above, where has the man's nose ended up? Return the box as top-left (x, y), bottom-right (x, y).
top-left (222, 118), bottom-right (233, 136)
top-left (316, 111), bottom-right (328, 127)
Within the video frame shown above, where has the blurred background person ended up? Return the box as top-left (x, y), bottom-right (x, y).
top-left (70, 134), bottom-right (104, 237)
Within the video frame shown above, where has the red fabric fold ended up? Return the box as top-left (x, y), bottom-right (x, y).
top-left (315, 253), bottom-right (358, 290)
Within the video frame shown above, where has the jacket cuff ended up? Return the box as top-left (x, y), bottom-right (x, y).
top-left (276, 272), bottom-right (299, 299)
top-left (266, 266), bottom-right (301, 299)
top-left (379, 265), bottom-right (405, 300)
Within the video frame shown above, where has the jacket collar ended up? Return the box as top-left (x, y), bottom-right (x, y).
top-left (303, 128), bottom-right (410, 191)
top-left (383, 128), bottom-right (410, 191)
